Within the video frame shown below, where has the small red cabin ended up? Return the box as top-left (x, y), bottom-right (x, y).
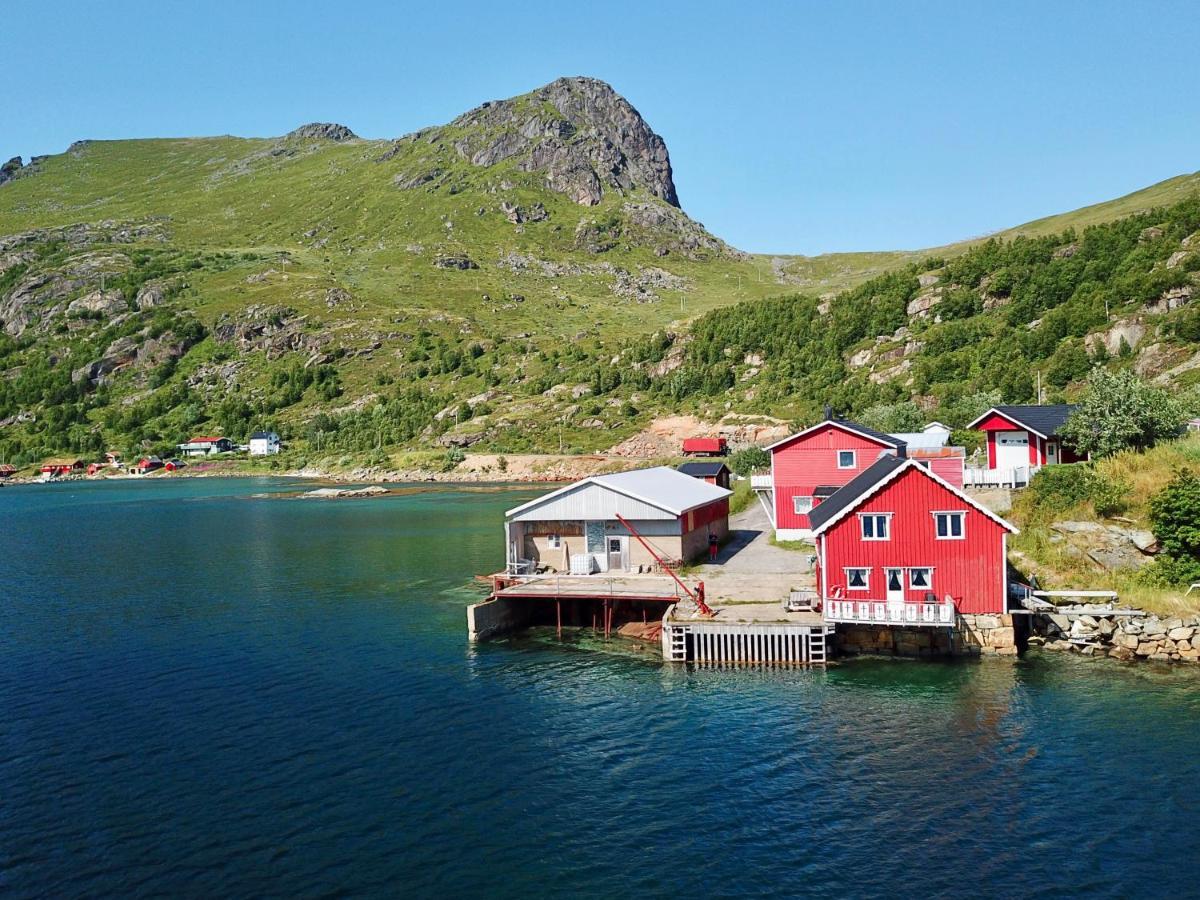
top-left (40, 459), bottom-right (85, 477)
top-left (764, 419), bottom-right (907, 540)
top-left (811, 456), bottom-right (1017, 615)
top-left (682, 437), bottom-right (727, 457)
top-left (967, 405), bottom-right (1085, 472)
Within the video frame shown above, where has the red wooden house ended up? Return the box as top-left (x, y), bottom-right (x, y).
top-left (763, 418), bottom-right (907, 540)
top-left (40, 459), bottom-right (85, 477)
top-left (967, 405), bottom-right (1085, 472)
top-left (811, 456), bottom-right (1017, 622)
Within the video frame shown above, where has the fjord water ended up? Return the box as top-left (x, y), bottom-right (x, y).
top-left (2, 478), bottom-right (1199, 898)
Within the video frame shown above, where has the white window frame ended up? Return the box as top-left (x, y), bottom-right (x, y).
top-left (837, 449), bottom-right (857, 469)
top-left (908, 567), bottom-right (933, 591)
top-left (844, 567), bottom-right (870, 591)
top-left (548, 533), bottom-right (561, 549)
top-left (859, 512), bottom-right (892, 541)
top-left (793, 495), bottom-right (814, 515)
top-left (933, 511), bottom-right (966, 540)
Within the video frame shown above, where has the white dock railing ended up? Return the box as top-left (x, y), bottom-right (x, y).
top-left (824, 598), bottom-right (955, 627)
top-left (749, 473), bottom-right (773, 490)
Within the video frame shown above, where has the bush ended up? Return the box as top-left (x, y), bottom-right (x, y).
top-left (442, 446), bottom-right (466, 471)
top-left (729, 446), bottom-right (769, 475)
top-left (1060, 368), bottom-right (1185, 457)
top-left (1144, 468), bottom-right (1200, 585)
top-left (1026, 464), bottom-right (1129, 518)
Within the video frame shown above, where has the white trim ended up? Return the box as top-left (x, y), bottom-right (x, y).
top-left (819, 534), bottom-right (828, 600)
top-left (765, 419), bottom-right (904, 453)
top-left (844, 567), bottom-right (870, 591)
top-left (858, 511), bottom-right (892, 541)
top-left (811, 459), bottom-right (1018, 537)
top-left (966, 407), bottom-right (1050, 440)
top-left (837, 449), bottom-right (857, 469)
top-left (932, 510), bottom-right (966, 540)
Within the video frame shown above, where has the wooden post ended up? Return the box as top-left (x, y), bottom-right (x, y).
top-left (556, 600), bottom-right (562, 638)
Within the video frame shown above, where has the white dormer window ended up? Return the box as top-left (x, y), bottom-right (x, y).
top-left (933, 512), bottom-right (965, 540)
top-left (860, 513), bottom-right (891, 540)
top-left (548, 534), bottom-right (561, 549)
top-left (837, 450), bottom-right (856, 469)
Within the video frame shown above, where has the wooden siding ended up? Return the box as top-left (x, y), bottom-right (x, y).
top-left (772, 424), bottom-right (899, 530)
top-left (818, 467), bottom-right (1008, 614)
top-left (927, 456), bottom-right (964, 488)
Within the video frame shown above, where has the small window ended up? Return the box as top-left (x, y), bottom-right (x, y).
top-left (909, 567), bottom-right (931, 590)
top-left (934, 512), bottom-right (965, 539)
top-left (860, 513), bottom-right (891, 540)
top-left (845, 568), bottom-right (870, 590)
top-left (548, 534), bottom-right (561, 549)
top-left (793, 495), bottom-right (814, 514)
top-left (837, 450), bottom-right (856, 469)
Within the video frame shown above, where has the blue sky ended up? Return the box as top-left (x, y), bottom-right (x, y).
top-left (3, 1), bottom-right (1197, 254)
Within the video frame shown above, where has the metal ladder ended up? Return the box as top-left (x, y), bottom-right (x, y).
top-left (808, 627), bottom-right (833, 665)
top-left (668, 626), bottom-right (688, 662)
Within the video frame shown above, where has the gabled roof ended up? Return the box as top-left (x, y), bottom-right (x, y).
top-left (506, 466), bottom-right (731, 519)
top-left (677, 461), bottom-right (730, 478)
top-left (966, 405), bottom-right (1075, 439)
top-left (766, 418), bottom-right (907, 453)
top-left (184, 435), bottom-right (228, 444)
top-left (808, 457), bottom-right (1017, 536)
top-left (249, 431), bottom-right (278, 440)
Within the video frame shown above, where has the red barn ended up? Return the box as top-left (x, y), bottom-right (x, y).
top-left (967, 405), bottom-right (1085, 473)
top-left (811, 456), bottom-right (1017, 618)
top-left (682, 437), bottom-right (727, 457)
top-left (763, 418), bottom-right (907, 540)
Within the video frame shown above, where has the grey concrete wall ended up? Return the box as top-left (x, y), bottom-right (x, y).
top-left (467, 596), bottom-right (535, 641)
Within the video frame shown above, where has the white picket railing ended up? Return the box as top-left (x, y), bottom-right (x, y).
top-left (824, 598), bottom-right (955, 626)
top-left (750, 473), bottom-right (773, 490)
top-left (964, 465), bottom-right (1038, 488)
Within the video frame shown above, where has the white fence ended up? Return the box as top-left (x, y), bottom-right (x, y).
top-left (964, 465), bottom-right (1038, 488)
top-left (824, 598), bottom-right (955, 627)
top-left (750, 473), bottom-right (773, 490)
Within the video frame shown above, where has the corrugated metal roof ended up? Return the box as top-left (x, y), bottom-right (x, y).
top-left (889, 431), bottom-right (949, 451)
top-left (506, 466), bottom-right (731, 521)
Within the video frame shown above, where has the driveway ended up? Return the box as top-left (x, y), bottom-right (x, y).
top-left (692, 498), bottom-right (815, 603)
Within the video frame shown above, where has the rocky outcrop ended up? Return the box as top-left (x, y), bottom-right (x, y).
top-left (450, 76), bottom-right (678, 208)
top-left (1049, 520), bottom-right (1158, 571)
top-left (286, 123), bottom-right (358, 142)
top-left (0, 156), bottom-right (25, 186)
top-left (499, 201), bottom-right (548, 224)
top-left (1032, 608), bottom-right (1200, 664)
top-left (433, 254), bottom-right (478, 270)
top-left (212, 305), bottom-right (328, 360)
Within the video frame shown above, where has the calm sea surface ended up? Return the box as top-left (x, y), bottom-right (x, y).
top-left (2, 477), bottom-right (1199, 898)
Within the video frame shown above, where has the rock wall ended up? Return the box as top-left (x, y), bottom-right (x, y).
top-left (836, 614), bottom-right (1024, 659)
top-left (1030, 610), bottom-right (1200, 663)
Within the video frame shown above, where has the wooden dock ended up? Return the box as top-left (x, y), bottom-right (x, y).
top-left (661, 604), bottom-right (832, 666)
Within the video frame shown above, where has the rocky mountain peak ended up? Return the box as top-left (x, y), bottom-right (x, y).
top-left (450, 76), bottom-right (679, 208)
top-left (285, 123), bottom-right (358, 142)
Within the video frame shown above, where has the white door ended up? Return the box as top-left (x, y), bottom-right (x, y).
top-left (607, 536), bottom-right (627, 572)
top-left (1046, 440), bottom-right (1058, 465)
top-left (995, 431), bottom-right (1029, 470)
top-left (885, 568), bottom-right (904, 606)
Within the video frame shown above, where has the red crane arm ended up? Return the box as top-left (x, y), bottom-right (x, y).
top-left (614, 513), bottom-right (713, 617)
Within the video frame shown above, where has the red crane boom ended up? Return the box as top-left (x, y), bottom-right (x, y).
top-left (615, 513), bottom-right (713, 617)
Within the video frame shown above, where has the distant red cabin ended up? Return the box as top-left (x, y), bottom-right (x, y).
top-left (40, 459), bottom-right (85, 477)
top-left (0, 464), bottom-right (16, 479)
top-left (765, 419), bottom-right (906, 540)
top-left (682, 437), bottom-right (727, 457)
top-left (811, 457), bottom-right (1017, 615)
top-left (135, 456), bottom-right (164, 473)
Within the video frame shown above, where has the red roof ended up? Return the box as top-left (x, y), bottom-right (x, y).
top-left (683, 437), bottom-right (726, 452)
top-left (186, 436), bottom-right (226, 443)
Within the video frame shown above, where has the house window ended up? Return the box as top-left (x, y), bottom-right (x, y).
top-left (860, 513), bottom-right (891, 540)
top-left (548, 534), bottom-right (561, 549)
top-left (793, 495), bottom-right (814, 515)
top-left (837, 450), bottom-right (856, 469)
top-left (845, 568), bottom-right (870, 591)
top-left (934, 512), bottom-right (965, 539)
top-left (909, 567), bottom-right (932, 590)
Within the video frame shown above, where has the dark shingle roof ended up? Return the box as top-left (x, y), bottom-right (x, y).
top-left (250, 431), bottom-right (277, 440)
top-left (807, 456), bottom-right (907, 532)
top-left (836, 419), bottom-right (907, 449)
top-left (992, 405), bottom-right (1076, 437)
top-left (677, 462), bottom-right (730, 478)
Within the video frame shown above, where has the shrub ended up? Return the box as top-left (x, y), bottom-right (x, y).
top-left (729, 446), bottom-right (769, 475)
top-left (1145, 468), bottom-right (1200, 585)
top-left (1060, 368), bottom-right (1186, 457)
top-left (1026, 464), bottom-right (1129, 518)
top-left (442, 446), bottom-right (466, 471)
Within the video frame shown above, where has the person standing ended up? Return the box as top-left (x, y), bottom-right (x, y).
top-left (708, 531), bottom-right (719, 562)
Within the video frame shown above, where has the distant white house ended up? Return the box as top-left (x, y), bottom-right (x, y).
top-left (249, 431), bottom-right (281, 456)
top-left (889, 422), bottom-right (953, 452)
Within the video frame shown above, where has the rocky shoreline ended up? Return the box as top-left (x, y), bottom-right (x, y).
top-left (1030, 607), bottom-right (1200, 664)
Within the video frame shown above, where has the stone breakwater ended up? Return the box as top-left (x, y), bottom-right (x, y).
top-left (1031, 610), bottom-right (1200, 663)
